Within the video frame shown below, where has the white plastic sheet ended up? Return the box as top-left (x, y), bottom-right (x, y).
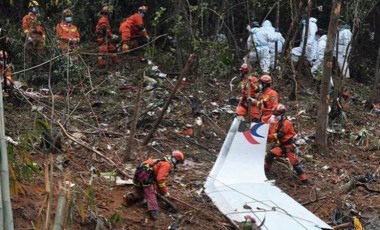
top-left (204, 118), bottom-right (332, 230)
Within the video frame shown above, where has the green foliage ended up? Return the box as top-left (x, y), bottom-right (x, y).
top-left (108, 212), bottom-right (124, 225)
top-left (153, 7), bottom-right (166, 27)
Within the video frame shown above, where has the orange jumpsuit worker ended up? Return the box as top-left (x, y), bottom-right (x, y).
top-left (258, 74), bottom-right (279, 123)
top-left (265, 104), bottom-right (308, 183)
top-left (0, 50), bottom-right (14, 90)
top-left (96, 5), bottom-right (118, 67)
top-left (119, 5), bottom-right (150, 52)
top-left (56, 9), bottom-right (80, 53)
top-left (235, 63), bottom-right (260, 122)
top-left (124, 151), bottom-right (185, 220)
top-left (22, 1), bottom-right (46, 53)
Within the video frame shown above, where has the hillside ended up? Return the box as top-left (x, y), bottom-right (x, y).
top-left (3, 48), bottom-right (379, 230)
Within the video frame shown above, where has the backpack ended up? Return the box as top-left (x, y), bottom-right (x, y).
top-left (133, 159), bottom-right (165, 186)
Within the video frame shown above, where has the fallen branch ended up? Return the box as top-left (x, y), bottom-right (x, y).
top-left (302, 196), bottom-right (327, 206)
top-left (332, 222), bottom-right (352, 230)
top-left (143, 54), bottom-right (195, 145)
top-left (56, 121), bottom-right (130, 179)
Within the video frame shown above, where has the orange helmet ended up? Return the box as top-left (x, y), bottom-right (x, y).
top-left (101, 6), bottom-right (110, 14)
top-left (272, 104), bottom-right (287, 116)
top-left (240, 63), bottom-right (250, 74)
top-left (63, 9), bottom-right (73, 17)
top-left (138, 5), bottom-right (148, 12)
top-left (260, 74), bottom-right (272, 84)
top-left (172, 150), bottom-right (185, 164)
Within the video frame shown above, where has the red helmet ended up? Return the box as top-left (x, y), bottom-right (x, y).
top-left (272, 104), bottom-right (287, 116)
top-left (240, 63), bottom-right (249, 74)
top-left (260, 74), bottom-right (272, 84)
top-left (172, 150), bottom-right (185, 164)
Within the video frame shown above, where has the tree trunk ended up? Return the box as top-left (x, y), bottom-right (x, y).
top-left (369, 44), bottom-right (380, 106)
top-left (0, 72), bottom-right (14, 230)
top-left (315, 0), bottom-right (342, 150)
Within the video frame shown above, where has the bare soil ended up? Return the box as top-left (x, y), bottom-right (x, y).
top-left (6, 54), bottom-right (380, 230)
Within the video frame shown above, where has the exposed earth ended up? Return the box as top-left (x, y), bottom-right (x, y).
top-left (5, 52), bottom-right (380, 230)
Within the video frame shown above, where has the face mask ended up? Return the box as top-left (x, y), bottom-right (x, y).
top-left (301, 19), bottom-right (306, 25)
top-left (258, 84), bottom-right (263, 91)
top-left (140, 12), bottom-right (145, 18)
top-left (315, 36), bottom-right (320, 41)
top-left (276, 115), bottom-right (282, 121)
top-left (65, 17), bottom-right (72, 23)
top-left (31, 7), bottom-right (39, 14)
top-left (0, 60), bottom-right (4, 66)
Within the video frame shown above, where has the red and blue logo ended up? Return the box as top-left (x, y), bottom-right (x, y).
top-left (243, 123), bottom-right (265, 144)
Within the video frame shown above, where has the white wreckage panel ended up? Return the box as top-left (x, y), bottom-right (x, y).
top-left (204, 118), bottom-right (332, 230)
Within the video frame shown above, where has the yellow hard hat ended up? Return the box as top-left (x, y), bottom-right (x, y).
top-left (28, 0), bottom-right (39, 8)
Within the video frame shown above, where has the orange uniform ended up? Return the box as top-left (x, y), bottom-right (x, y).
top-left (259, 87), bottom-right (279, 123)
top-left (56, 21), bottom-right (80, 53)
top-left (96, 15), bottom-right (117, 66)
top-left (265, 119), bottom-right (307, 181)
top-left (119, 13), bottom-right (148, 50)
top-left (0, 63), bottom-right (13, 87)
top-left (143, 158), bottom-right (172, 194)
top-left (127, 158), bottom-right (173, 213)
top-left (236, 76), bottom-right (260, 121)
top-left (22, 12), bottom-right (45, 52)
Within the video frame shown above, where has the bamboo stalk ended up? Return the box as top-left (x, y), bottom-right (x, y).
top-left (0, 68), bottom-right (14, 229)
top-left (124, 80), bottom-right (143, 162)
top-left (52, 189), bottom-right (67, 230)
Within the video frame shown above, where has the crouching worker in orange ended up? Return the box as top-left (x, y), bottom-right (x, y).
top-left (124, 151), bottom-right (185, 219)
top-left (56, 9), bottom-right (80, 53)
top-left (265, 104), bottom-right (308, 183)
top-left (119, 5), bottom-right (150, 52)
top-left (235, 63), bottom-right (260, 122)
top-left (0, 51), bottom-right (14, 91)
top-left (96, 5), bottom-right (118, 67)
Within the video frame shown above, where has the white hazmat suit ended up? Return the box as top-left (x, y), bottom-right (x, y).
top-left (335, 25), bottom-right (352, 78)
top-left (246, 24), bottom-right (278, 73)
top-left (292, 17), bottom-right (318, 63)
top-left (311, 34), bottom-right (327, 77)
top-left (261, 20), bottom-right (285, 69)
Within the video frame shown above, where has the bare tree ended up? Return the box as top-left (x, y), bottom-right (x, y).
top-left (315, 0), bottom-right (342, 150)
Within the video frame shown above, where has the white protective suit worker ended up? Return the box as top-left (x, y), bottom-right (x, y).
top-left (261, 20), bottom-right (285, 70)
top-left (292, 17), bottom-right (318, 63)
top-left (335, 19), bottom-right (352, 78)
top-left (311, 30), bottom-right (327, 78)
top-left (246, 21), bottom-right (279, 73)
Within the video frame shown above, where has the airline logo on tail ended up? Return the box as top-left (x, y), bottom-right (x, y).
top-left (242, 123), bottom-right (265, 144)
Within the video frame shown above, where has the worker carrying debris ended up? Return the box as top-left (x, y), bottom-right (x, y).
top-left (124, 150), bottom-right (185, 219)
top-left (235, 63), bottom-right (260, 122)
top-left (119, 5), bottom-right (150, 52)
top-left (265, 104), bottom-right (308, 184)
